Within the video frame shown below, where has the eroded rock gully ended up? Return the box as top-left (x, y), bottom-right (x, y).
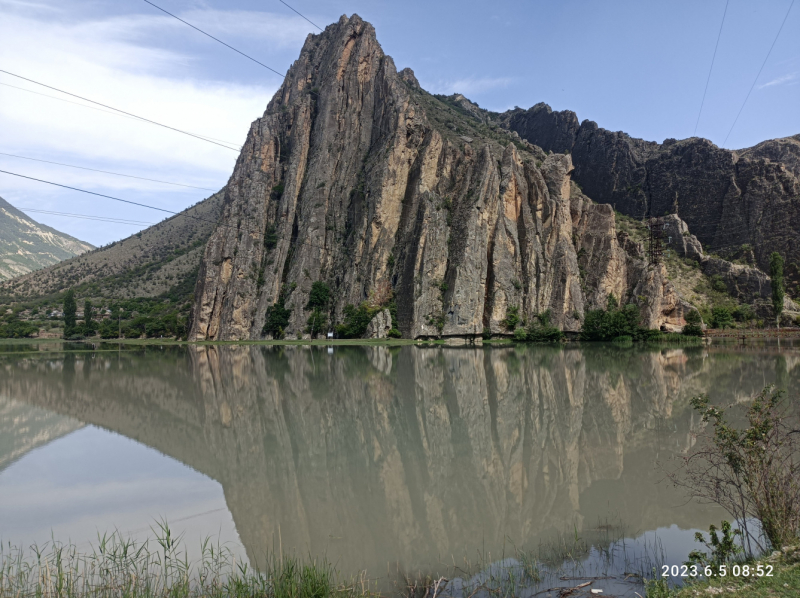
top-left (190, 15), bottom-right (685, 340)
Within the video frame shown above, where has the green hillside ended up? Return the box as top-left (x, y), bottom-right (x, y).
top-left (0, 196), bottom-right (94, 280)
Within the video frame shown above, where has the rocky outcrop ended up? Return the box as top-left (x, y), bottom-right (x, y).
top-left (661, 214), bottom-right (704, 262)
top-left (190, 16), bottom-right (680, 340)
top-left (365, 308), bottom-right (392, 338)
top-left (702, 257), bottom-right (771, 303)
top-left (502, 107), bottom-right (800, 287)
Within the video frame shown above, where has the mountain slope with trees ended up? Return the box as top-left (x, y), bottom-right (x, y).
top-left (0, 196), bottom-right (94, 280)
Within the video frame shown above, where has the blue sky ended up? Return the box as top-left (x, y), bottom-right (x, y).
top-left (1, 0), bottom-right (798, 246)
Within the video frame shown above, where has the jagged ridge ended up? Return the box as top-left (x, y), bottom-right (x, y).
top-left (190, 15), bottom-right (684, 341)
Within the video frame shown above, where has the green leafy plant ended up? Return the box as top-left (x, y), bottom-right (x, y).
top-left (685, 521), bottom-right (742, 577)
top-left (580, 295), bottom-right (646, 341)
top-left (336, 303), bottom-right (378, 339)
top-left (270, 183), bottom-right (285, 201)
top-left (63, 289), bottom-right (77, 337)
top-left (264, 224), bottom-right (278, 250)
top-left (710, 306), bottom-right (733, 329)
top-left (306, 281), bottom-right (331, 311)
top-left (669, 386), bottom-right (800, 553)
top-left (683, 308), bottom-right (704, 337)
top-left (501, 306), bottom-right (520, 331)
top-left (263, 288), bottom-right (292, 339)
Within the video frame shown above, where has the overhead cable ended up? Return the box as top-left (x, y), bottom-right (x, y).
top-left (722, 0), bottom-right (796, 146)
top-left (0, 69), bottom-right (241, 152)
top-left (694, 0), bottom-right (729, 136)
top-left (0, 152), bottom-right (218, 191)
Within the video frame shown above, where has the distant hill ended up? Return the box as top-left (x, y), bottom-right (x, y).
top-left (0, 190), bottom-right (225, 303)
top-left (0, 196), bottom-right (94, 280)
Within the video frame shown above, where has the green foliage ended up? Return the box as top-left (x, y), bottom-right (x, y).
top-left (263, 290), bottom-right (292, 339)
top-left (305, 309), bottom-right (328, 337)
top-left (270, 183), bottom-right (285, 201)
top-left (98, 319), bottom-right (119, 339)
top-left (683, 308), bottom-right (704, 337)
top-left (511, 311), bottom-right (564, 343)
top-left (710, 274), bottom-right (728, 293)
top-left (683, 323), bottom-right (704, 337)
top-left (0, 524), bottom-right (367, 598)
top-left (0, 313), bottom-right (38, 338)
top-left (264, 224), bottom-right (278, 250)
top-left (335, 303), bottom-right (378, 339)
top-left (770, 252), bottom-right (784, 326)
top-left (81, 300), bottom-right (98, 336)
top-left (501, 306), bottom-right (520, 331)
top-left (687, 387), bottom-right (800, 550)
top-left (306, 281), bottom-right (330, 311)
top-left (387, 328), bottom-right (402, 338)
top-left (684, 521), bottom-right (742, 577)
top-left (732, 304), bottom-right (755, 323)
top-left (63, 289), bottom-right (77, 337)
top-left (710, 306), bottom-right (734, 329)
top-left (685, 309), bottom-right (702, 325)
top-left (580, 295), bottom-right (646, 341)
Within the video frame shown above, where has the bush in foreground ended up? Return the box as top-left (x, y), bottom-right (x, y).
top-left (667, 385), bottom-right (800, 553)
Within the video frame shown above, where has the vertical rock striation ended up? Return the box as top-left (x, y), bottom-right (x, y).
top-left (501, 105), bottom-right (800, 286)
top-left (191, 16), bottom-right (680, 340)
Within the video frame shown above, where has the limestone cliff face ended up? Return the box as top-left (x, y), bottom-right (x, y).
top-left (501, 105), bottom-right (800, 287)
top-left (190, 16), bottom-right (679, 340)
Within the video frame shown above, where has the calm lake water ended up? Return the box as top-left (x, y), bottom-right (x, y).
top-left (1, 342), bottom-right (798, 593)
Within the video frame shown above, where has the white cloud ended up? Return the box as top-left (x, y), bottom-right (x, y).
top-left (758, 71), bottom-right (798, 89)
top-left (0, 1), bottom-right (311, 244)
top-left (425, 75), bottom-right (515, 97)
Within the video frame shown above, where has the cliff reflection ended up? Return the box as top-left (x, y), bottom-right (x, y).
top-left (1, 344), bottom-right (797, 575)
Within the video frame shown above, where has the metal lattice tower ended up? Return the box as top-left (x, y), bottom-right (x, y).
top-left (647, 217), bottom-right (663, 265)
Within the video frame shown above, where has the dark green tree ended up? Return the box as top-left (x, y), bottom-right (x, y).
top-left (710, 306), bottom-right (734, 329)
top-left (306, 281), bottom-right (331, 310)
top-left (305, 309), bottom-right (328, 338)
top-left (580, 295), bottom-right (643, 341)
top-left (683, 308), bottom-right (704, 336)
top-left (770, 252), bottom-right (784, 329)
top-left (263, 289), bottom-right (292, 339)
top-left (63, 289), bottom-right (77, 337)
top-left (335, 303), bottom-right (377, 338)
top-left (82, 300), bottom-right (98, 336)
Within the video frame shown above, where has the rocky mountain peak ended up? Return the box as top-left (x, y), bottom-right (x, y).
top-left (189, 17), bottom-right (687, 341)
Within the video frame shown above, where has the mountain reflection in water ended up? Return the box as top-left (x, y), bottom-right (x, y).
top-left (1, 343), bottom-right (798, 576)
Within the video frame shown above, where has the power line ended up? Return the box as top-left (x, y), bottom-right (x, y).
top-left (0, 168), bottom-right (195, 217)
top-left (19, 208), bottom-right (155, 226)
top-left (694, 0), bottom-right (729, 136)
top-left (141, 0), bottom-right (286, 78)
top-left (278, 0), bottom-right (322, 31)
top-left (0, 168), bottom-right (383, 264)
top-left (722, 0), bottom-right (796, 146)
top-left (0, 69), bottom-right (241, 152)
top-left (0, 152), bottom-right (219, 192)
top-left (0, 81), bottom-right (242, 146)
